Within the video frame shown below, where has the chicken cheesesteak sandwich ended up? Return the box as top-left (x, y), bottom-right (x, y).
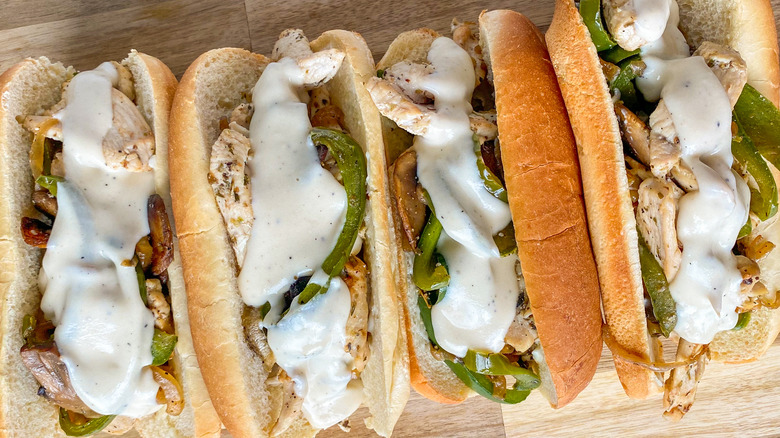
top-left (0, 52), bottom-right (220, 437)
top-left (169, 30), bottom-right (408, 437)
top-left (547, 0), bottom-right (780, 418)
top-left (366, 10), bottom-right (602, 407)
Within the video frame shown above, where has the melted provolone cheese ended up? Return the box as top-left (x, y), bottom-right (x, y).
top-left (416, 37), bottom-right (520, 358)
top-left (40, 62), bottom-right (161, 416)
top-left (239, 56), bottom-right (359, 428)
top-left (635, 1), bottom-right (750, 344)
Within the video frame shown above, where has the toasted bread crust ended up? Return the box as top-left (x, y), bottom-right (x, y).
top-left (480, 9), bottom-right (602, 408)
top-left (547, 0), bottom-right (780, 398)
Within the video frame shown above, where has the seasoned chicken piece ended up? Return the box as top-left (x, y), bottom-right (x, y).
top-left (671, 162), bottom-right (698, 192)
top-left (384, 61), bottom-right (435, 104)
top-left (18, 115), bottom-right (62, 141)
top-left (602, 0), bottom-right (650, 52)
top-left (648, 101), bottom-right (682, 178)
top-left (452, 19), bottom-right (487, 84)
top-left (366, 76), bottom-right (433, 136)
top-left (272, 28), bottom-right (314, 62)
top-left (271, 370), bottom-right (303, 436)
top-left (20, 342), bottom-right (95, 416)
top-left (229, 103), bottom-right (254, 132)
top-left (102, 88), bottom-right (155, 172)
top-left (296, 49), bottom-right (345, 89)
top-left (343, 256), bottom-right (369, 376)
top-left (309, 86), bottom-right (331, 117)
top-left (615, 103), bottom-right (651, 166)
top-left (111, 61), bottom-right (135, 102)
top-left (271, 29), bottom-right (345, 89)
top-left (470, 111), bottom-right (498, 143)
top-left (694, 42), bottom-right (748, 108)
top-left (637, 178), bottom-right (684, 280)
top-left (209, 128), bottom-right (253, 266)
top-left (146, 279), bottom-right (173, 334)
top-left (663, 341), bottom-right (708, 421)
top-left (504, 314), bottom-right (537, 354)
top-left (391, 148), bottom-right (427, 251)
top-left (50, 152), bottom-right (65, 178)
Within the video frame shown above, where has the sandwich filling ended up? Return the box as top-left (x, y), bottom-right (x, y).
top-left (583, 0), bottom-right (780, 419)
top-left (209, 30), bottom-right (368, 433)
top-left (367, 22), bottom-right (541, 404)
top-left (18, 60), bottom-right (182, 435)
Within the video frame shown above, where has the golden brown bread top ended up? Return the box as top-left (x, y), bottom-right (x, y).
top-left (481, 9), bottom-right (602, 408)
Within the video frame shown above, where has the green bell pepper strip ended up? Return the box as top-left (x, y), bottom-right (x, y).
top-left (494, 222), bottom-right (517, 257)
top-left (445, 360), bottom-right (534, 404)
top-left (474, 140), bottom-right (508, 203)
top-left (732, 114), bottom-right (778, 221)
top-left (59, 408), bottom-right (116, 437)
top-left (297, 128), bottom-right (368, 304)
top-left (733, 312), bottom-right (751, 330)
top-left (610, 57), bottom-right (644, 108)
top-left (417, 292), bottom-right (440, 346)
top-left (738, 215), bottom-right (753, 239)
top-left (637, 229), bottom-right (677, 337)
top-left (463, 350), bottom-right (541, 390)
top-left (600, 46), bottom-right (640, 64)
top-left (150, 328), bottom-right (178, 366)
top-left (579, 0), bottom-right (617, 51)
top-left (36, 175), bottom-right (64, 196)
top-left (734, 84), bottom-right (780, 172)
top-left (135, 259), bottom-right (148, 306)
top-left (413, 212), bottom-right (450, 291)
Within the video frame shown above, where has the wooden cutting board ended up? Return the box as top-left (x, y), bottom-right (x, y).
top-left (2, 0), bottom-right (780, 436)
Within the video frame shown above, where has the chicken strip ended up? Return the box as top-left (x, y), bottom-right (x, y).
top-left (504, 314), bottom-right (537, 354)
top-left (452, 19), bottom-right (487, 85)
top-left (693, 41), bottom-right (748, 108)
top-left (271, 370), bottom-right (303, 436)
top-left (470, 110), bottom-right (498, 143)
top-left (647, 101), bottom-right (683, 178)
top-left (343, 256), bottom-right (369, 376)
top-left (615, 103), bottom-right (651, 165)
top-left (146, 279), bottom-right (173, 334)
top-left (663, 340), bottom-right (708, 421)
top-left (209, 128), bottom-right (253, 266)
top-left (111, 61), bottom-right (136, 102)
top-left (637, 178), bottom-right (683, 280)
top-left (384, 61), bottom-right (435, 104)
top-left (602, 0), bottom-right (652, 52)
top-left (272, 28), bottom-right (314, 62)
top-left (366, 76), bottom-right (433, 136)
top-left (229, 103), bottom-right (254, 133)
top-left (102, 88), bottom-right (155, 172)
top-left (18, 115), bottom-right (63, 141)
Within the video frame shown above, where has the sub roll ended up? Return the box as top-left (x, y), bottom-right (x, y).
top-left (169, 30), bottom-right (409, 437)
top-left (366, 10), bottom-right (602, 408)
top-left (547, 0), bottom-right (780, 418)
top-left (0, 52), bottom-right (219, 436)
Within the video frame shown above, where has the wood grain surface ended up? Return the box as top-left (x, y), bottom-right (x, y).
top-left (3, 0), bottom-right (780, 437)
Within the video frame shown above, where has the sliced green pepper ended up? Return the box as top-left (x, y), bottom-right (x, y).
top-left (579, 0), bottom-right (617, 51)
top-left (59, 408), bottom-right (116, 437)
top-left (417, 292), bottom-right (439, 346)
top-left (150, 328), bottom-right (178, 366)
top-left (600, 46), bottom-right (640, 64)
top-left (36, 175), bottom-right (64, 196)
top-left (738, 214), bottom-right (753, 239)
top-left (413, 212), bottom-right (450, 291)
top-left (475, 140), bottom-right (508, 203)
top-left (297, 128), bottom-right (368, 304)
top-left (734, 84), bottom-right (780, 171)
top-left (260, 301), bottom-right (272, 320)
top-left (493, 222), bottom-right (517, 257)
top-left (135, 259), bottom-right (148, 306)
top-left (463, 350), bottom-right (541, 390)
top-left (733, 312), bottom-right (751, 330)
top-left (732, 114), bottom-right (778, 221)
top-left (445, 360), bottom-right (533, 404)
top-left (637, 229), bottom-right (677, 337)
top-left (610, 58), bottom-right (644, 108)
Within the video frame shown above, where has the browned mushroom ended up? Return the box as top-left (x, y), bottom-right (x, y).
top-left (390, 149), bottom-right (427, 252)
top-left (21, 217), bottom-right (51, 248)
top-left (147, 194), bottom-right (173, 276)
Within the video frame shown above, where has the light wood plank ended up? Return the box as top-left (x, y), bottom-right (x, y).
top-left (0, 0), bottom-right (251, 77)
top-left (244, 0), bottom-right (554, 60)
